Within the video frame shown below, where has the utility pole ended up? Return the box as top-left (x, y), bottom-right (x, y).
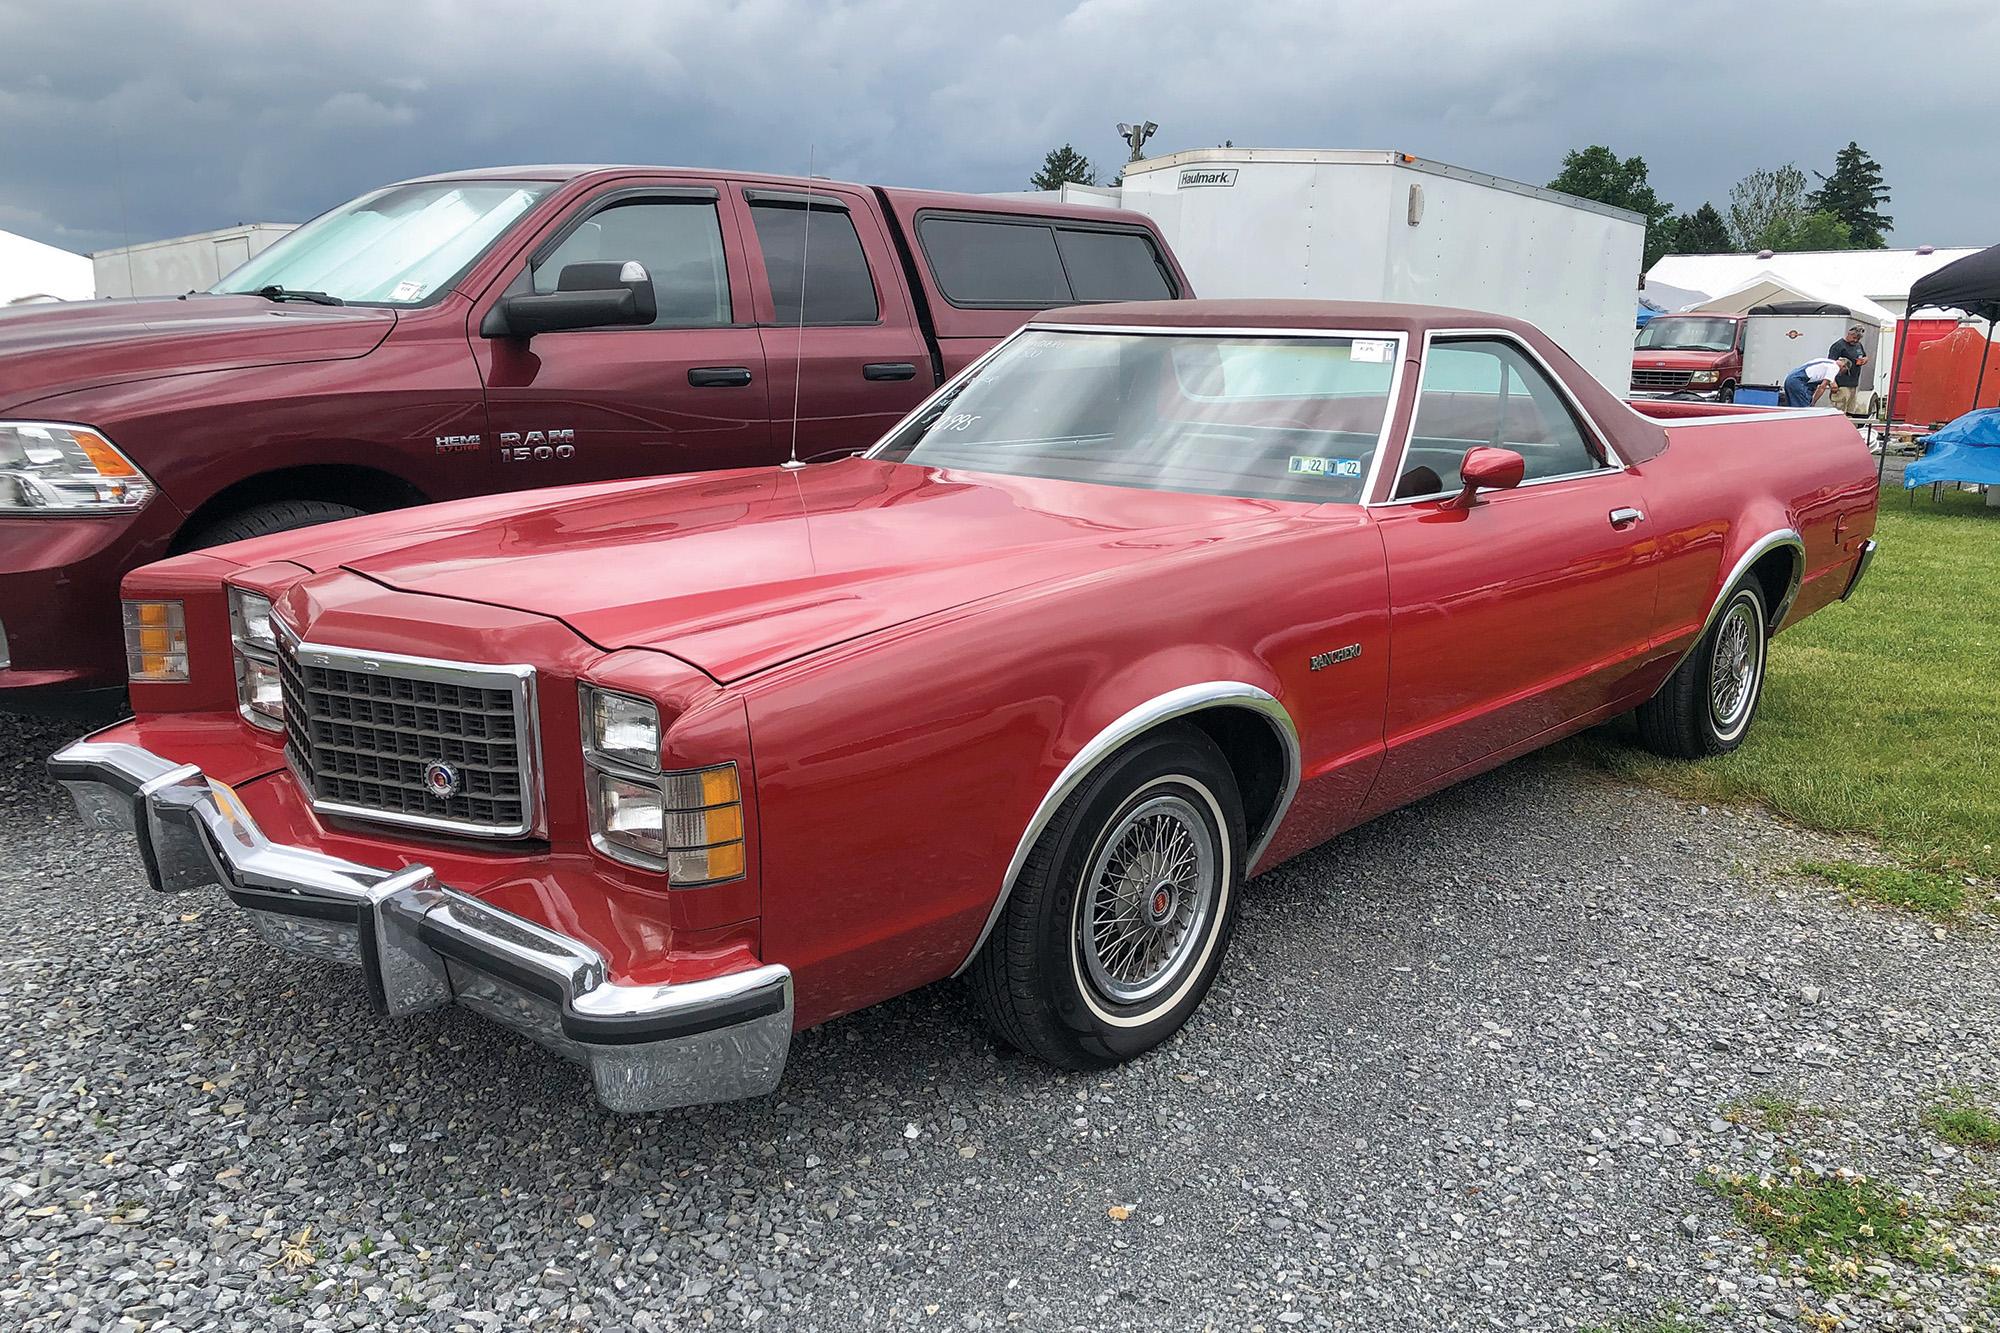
top-left (1116, 121), bottom-right (1158, 162)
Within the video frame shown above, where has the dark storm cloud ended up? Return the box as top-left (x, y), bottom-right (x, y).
top-left (1, 0), bottom-right (1994, 256)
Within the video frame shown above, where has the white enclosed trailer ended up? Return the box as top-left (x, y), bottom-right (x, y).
top-left (93, 223), bottom-right (294, 299)
top-left (1113, 149), bottom-right (1646, 393)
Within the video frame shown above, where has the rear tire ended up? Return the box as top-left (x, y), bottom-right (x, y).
top-left (1636, 581), bottom-right (1769, 758)
top-left (969, 724), bottom-right (1246, 1070)
top-left (186, 499), bottom-right (364, 549)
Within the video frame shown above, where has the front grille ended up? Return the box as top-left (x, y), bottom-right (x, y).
top-left (1632, 368), bottom-right (1695, 391)
top-left (277, 635), bottom-right (538, 837)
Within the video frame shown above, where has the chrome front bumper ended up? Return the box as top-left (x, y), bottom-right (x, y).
top-left (47, 739), bottom-right (792, 1113)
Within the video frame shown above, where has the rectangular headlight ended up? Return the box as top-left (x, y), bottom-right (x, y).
top-left (582, 686), bottom-right (661, 771)
top-left (229, 587), bottom-right (276, 651)
top-left (122, 600), bottom-right (188, 682)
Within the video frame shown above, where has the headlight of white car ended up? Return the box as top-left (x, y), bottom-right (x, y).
top-left (0, 421), bottom-right (154, 514)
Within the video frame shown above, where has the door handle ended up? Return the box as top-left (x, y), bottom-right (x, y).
top-left (688, 366), bottom-right (753, 387)
top-left (1609, 507), bottom-right (1645, 528)
top-left (863, 362), bottom-right (918, 381)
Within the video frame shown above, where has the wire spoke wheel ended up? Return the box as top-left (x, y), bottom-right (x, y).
top-left (1076, 792), bottom-right (1219, 1007)
top-left (1707, 599), bottom-right (1763, 736)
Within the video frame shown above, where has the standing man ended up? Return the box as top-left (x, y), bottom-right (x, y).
top-left (1783, 355), bottom-right (1851, 407)
top-left (1827, 324), bottom-right (1871, 414)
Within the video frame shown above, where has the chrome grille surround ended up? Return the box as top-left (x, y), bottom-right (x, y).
top-left (275, 619), bottom-right (541, 839)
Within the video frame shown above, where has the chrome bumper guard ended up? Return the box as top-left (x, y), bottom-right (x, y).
top-left (48, 739), bottom-right (792, 1113)
top-left (1840, 538), bottom-right (1878, 601)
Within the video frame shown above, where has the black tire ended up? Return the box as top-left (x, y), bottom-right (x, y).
top-left (969, 723), bottom-right (1246, 1070)
top-left (186, 499), bottom-right (364, 549)
top-left (1719, 381), bottom-right (1737, 405)
top-left (1636, 581), bottom-right (1769, 759)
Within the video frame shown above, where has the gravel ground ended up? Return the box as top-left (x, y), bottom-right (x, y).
top-left (4, 706), bottom-right (1997, 1332)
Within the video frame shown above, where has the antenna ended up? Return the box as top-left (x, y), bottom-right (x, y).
top-left (780, 143), bottom-right (816, 471)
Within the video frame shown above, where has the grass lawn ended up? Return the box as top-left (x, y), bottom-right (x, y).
top-left (1569, 480), bottom-right (1999, 878)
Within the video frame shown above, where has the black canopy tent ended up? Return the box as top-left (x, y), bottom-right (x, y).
top-left (1878, 240), bottom-right (2000, 482)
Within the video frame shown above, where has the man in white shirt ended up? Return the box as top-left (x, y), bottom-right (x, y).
top-left (1782, 356), bottom-right (1852, 407)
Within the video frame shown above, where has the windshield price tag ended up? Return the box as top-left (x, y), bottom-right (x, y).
top-left (1350, 339), bottom-right (1394, 363)
top-left (390, 280), bottom-right (426, 302)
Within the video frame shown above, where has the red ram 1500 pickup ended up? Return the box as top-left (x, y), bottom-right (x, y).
top-left (0, 165), bottom-right (1189, 702)
top-left (52, 300), bottom-right (1879, 1111)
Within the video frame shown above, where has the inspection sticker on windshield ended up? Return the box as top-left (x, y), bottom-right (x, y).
top-left (1350, 339), bottom-right (1395, 363)
top-left (1288, 455), bottom-right (1363, 478)
top-left (390, 280), bottom-right (426, 301)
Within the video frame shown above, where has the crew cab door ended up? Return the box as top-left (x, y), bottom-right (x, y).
top-left (737, 184), bottom-right (934, 462)
top-left (470, 182), bottom-right (773, 486)
top-left (1368, 336), bottom-right (1658, 804)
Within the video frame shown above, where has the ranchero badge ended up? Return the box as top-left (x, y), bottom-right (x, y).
top-left (1309, 644), bottom-right (1362, 671)
top-left (421, 761), bottom-right (462, 799)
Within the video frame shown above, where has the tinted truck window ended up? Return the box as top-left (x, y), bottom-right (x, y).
top-left (533, 199), bottom-right (731, 327)
top-left (750, 203), bottom-right (879, 325)
top-left (1055, 228), bottom-right (1173, 301)
top-left (919, 218), bottom-right (1071, 307)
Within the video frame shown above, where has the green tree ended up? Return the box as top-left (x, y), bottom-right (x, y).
top-left (1029, 144), bottom-right (1097, 191)
top-left (1547, 145), bottom-right (1677, 267)
top-left (1808, 141), bottom-right (1892, 248)
top-left (1728, 163), bottom-right (1812, 250)
top-left (1767, 209), bottom-right (1853, 251)
top-left (1669, 202), bottom-right (1733, 254)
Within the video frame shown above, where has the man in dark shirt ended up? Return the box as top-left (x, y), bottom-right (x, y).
top-left (1827, 325), bottom-right (1869, 414)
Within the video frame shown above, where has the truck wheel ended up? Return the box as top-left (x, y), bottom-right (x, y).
top-left (186, 499), bottom-right (364, 549)
top-left (1719, 382), bottom-right (1737, 405)
top-left (1636, 581), bottom-right (1768, 759)
top-left (969, 724), bottom-right (1245, 1070)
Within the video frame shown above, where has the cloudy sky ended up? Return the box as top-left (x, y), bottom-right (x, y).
top-left (2, 0), bottom-right (1995, 255)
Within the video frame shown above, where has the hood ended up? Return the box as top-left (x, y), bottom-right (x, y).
top-left (0, 295), bottom-right (396, 409)
top-left (337, 457), bottom-right (1291, 682)
top-left (1631, 347), bottom-right (1734, 370)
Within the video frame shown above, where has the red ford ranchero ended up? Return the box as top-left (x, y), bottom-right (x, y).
top-left (52, 300), bottom-right (1880, 1111)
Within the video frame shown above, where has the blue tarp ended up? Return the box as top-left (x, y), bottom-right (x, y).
top-left (1636, 304), bottom-right (1659, 328)
top-left (1907, 408), bottom-right (2000, 488)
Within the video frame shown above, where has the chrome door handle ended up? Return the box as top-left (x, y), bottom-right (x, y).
top-left (1609, 507), bottom-right (1644, 528)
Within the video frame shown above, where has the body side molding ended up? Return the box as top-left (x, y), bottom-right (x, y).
top-left (951, 681), bottom-right (1300, 977)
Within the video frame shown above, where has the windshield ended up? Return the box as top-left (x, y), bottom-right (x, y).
top-left (1635, 317), bottom-right (1738, 352)
top-left (872, 329), bottom-right (1401, 503)
top-left (212, 180), bottom-right (554, 305)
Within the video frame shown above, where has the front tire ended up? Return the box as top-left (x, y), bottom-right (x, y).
top-left (1637, 581), bottom-right (1769, 758)
top-left (186, 499), bottom-right (364, 550)
top-left (969, 724), bottom-right (1246, 1070)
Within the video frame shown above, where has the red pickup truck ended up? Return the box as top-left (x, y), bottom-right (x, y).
top-left (52, 300), bottom-right (1878, 1110)
top-left (0, 165), bottom-right (1188, 702)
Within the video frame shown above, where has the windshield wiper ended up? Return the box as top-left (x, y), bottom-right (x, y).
top-left (250, 285), bottom-right (344, 306)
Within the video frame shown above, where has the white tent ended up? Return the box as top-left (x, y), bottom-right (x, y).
top-left (1685, 270), bottom-right (1898, 326)
top-left (1649, 247), bottom-right (1982, 320)
top-left (0, 228), bottom-right (93, 304)
top-left (1637, 277), bottom-right (1710, 313)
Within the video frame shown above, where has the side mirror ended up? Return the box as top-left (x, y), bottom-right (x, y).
top-left (482, 261), bottom-right (657, 338)
top-left (1442, 446), bottom-right (1525, 509)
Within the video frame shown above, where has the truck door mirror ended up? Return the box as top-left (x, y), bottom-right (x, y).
top-left (482, 261), bottom-right (658, 338)
top-left (1442, 446), bottom-right (1525, 509)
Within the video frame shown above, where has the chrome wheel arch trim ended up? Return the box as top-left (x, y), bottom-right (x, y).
top-left (1668, 527), bottom-right (1803, 676)
top-left (951, 680), bottom-right (1300, 978)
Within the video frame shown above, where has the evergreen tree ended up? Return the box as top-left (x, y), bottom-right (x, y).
top-left (1808, 142), bottom-right (1893, 248)
top-left (1548, 145), bottom-right (1676, 268)
top-left (1670, 202), bottom-right (1733, 254)
top-left (1029, 144), bottom-right (1097, 191)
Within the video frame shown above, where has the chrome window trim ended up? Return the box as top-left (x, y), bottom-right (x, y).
top-left (951, 680), bottom-right (1300, 977)
top-left (863, 322), bottom-right (1410, 508)
top-left (1368, 328), bottom-right (1627, 507)
top-left (1668, 528), bottom-right (1805, 674)
top-left (277, 623), bottom-right (544, 840)
top-left (1632, 406), bottom-right (1846, 429)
